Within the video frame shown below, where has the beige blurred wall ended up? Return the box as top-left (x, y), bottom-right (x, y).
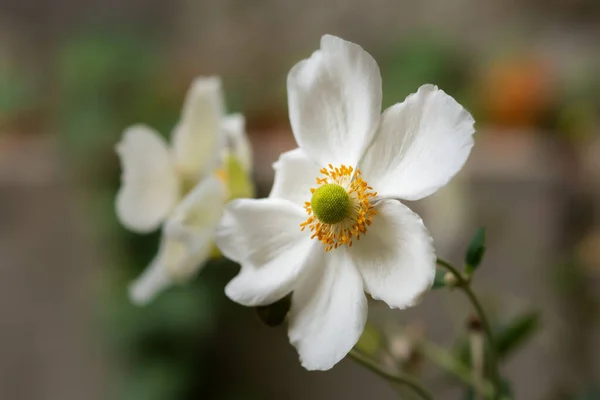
top-left (0, 135), bottom-right (108, 400)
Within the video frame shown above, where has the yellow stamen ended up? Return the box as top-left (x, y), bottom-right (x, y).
top-left (215, 168), bottom-right (228, 183)
top-left (300, 164), bottom-right (377, 252)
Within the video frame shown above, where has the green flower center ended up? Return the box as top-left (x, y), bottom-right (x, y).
top-left (310, 183), bottom-right (351, 225)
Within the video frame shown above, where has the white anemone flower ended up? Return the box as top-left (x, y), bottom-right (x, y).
top-left (115, 77), bottom-right (252, 305)
top-left (216, 35), bottom-right (475, 370)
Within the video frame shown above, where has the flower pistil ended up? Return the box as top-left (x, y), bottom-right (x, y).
top-left (301, 164), bottom-right (377, 251)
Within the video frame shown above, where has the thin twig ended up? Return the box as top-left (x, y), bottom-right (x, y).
top-left (470, 329), bottom-right (485, 400)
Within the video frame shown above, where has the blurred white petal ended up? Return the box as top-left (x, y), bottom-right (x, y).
top-left (115, 124), bottom-right (179, 233)
top-left (172, 77), bottom-right (225, 179)
top-left (163, 176), bottom-right (227, 280)
top-left (128, 246), bottom-right (172, 306)
top-left (223, 113), bottom-right (252, 173)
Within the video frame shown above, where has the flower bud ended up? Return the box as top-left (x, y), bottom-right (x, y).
top-left (443, 271), bottom-right (459, 287)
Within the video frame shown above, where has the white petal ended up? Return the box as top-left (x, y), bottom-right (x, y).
top-left (287, 35), bottom-right (382, 167)
top-left (350, 199), bottom-right (436, 309)
top-left (288, 248), bottom-right (368, 371)
top-left (172, 76), bottom-right (225, 179)
top-left (128, 246), bottom-right (172, 306)
top-left (163, 176), bottom-right (227, 280)
top-left (223, 113), bottom-right (252, 173)
top-left (268, 148), bottom-right (321, 207)
top-left (216, 198), bottom-right (311, 306)
top-left (360, 85), bottom-right (475, 200)
top-left (115, 124), bottom-right (179, 233)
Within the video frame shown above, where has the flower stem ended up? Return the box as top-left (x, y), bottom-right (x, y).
top-left (348, 348), bottom-right (434, 400)
top-left (436, 258), bottom-right (463, 281)
top-left (469, 329), bottom-right (485, 400)
top-left (436, 258), bottom-right (502, 399)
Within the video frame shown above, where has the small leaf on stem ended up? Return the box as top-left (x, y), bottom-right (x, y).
top-left (465, 228), bottom-right (486, 275)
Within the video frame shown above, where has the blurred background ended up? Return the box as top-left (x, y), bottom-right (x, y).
top-left (1, 0), bottom-right (600, 399)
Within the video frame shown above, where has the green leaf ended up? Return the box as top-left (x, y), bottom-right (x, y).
top-left (255, 294), bottom-right (291, 327)
top-left (465, 228), bottom-right (486, 275)
top-left (495, 312), bottom-right (540, 358)
top-left (432, 269), bottom-right (447, 289)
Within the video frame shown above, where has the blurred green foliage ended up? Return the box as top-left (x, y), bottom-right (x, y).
top-left (0, 65), bottom-right (34, 118)
top-left (450, 312), bottom-right (539, 399)
top-left (55, 29), bottom-right (168, 177)
top-left (379, 36), bottom-right (470, 110)
top-left (455, 311), bottom-right (540, 366)
top-left (493, 312), bottom-right (540, 359)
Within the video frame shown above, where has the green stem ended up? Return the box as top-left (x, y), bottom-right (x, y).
top-left (436, 258), bottom-right (502, 399)
top-left (348, 348), bottom-right (434, 400)
top-left (436, 258), bottom-right (463, 282)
